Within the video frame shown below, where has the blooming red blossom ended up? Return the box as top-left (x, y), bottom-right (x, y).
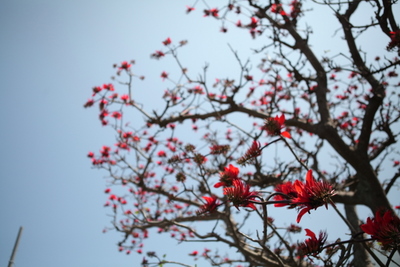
top-left (289, 0), bottom-right (302, 19)
top-left (387, 30), bottom-right (400, 52)
top-left (270, 4), bottom-right (286, 15)
top-left (248, 17), bottom-right (258, 29)
top-left (188, 250), bottom-right (198, 256)
top-left (244, 75), bottom-right (253, 81)
top-left (157, 150), bottom-right (167, 157)
top-left (120, 94), bottom-right (129, 102)
top-left (204, 8), bottom-right (219, 17)
top-left (162, 37), bottom-right (172, 46)
top-left (84, 99), bottom-right (94, 108)
top-left (360, 209), bottom-right (400, 250)
top-left (160, 71), bottom-right (168, 80)
top-left (102, 83), bottom-right (115, 91)
top-left (197, 195), bottom-right (221, 215)
top-left (92, 86), bottom-right (102, 95)
top-left (99, 99), bottom-right (108, 110)
top-left (188, 85), bottom-right (205, 94)
top-left (151, 50), bottom-right (165, 59)
top-left (274, 170), bottom-right (336, 223)
top-left (118, 61), bottom-right (131, 70)
top-left (237, 140), bottom-right (262, 165)
top-left (273, 181), bottom-right (297, 207)
top-left (185, 6), bottom-right (195, 13)
top-left (214, 164), bottom-right (240, 188)
top-left (223, 179), bottom-right (259, 210)
top-left (298, 229), bottom-right (327, 257)
top-left (293, 170), bottom-right (336, 222)
top-left (111, 111), bottom-right (122, 119)
top-left (264, 114), bottom-right (291, 138)
top-left (100, 146), bottom-right (111, 157)
top-left (116, 142), bottom-right (129, 150)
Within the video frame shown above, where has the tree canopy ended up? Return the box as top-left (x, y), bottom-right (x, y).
top-left (85, 1), bottom-right (400, 266)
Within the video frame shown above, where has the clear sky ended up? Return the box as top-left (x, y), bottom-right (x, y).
top-left (1, 1), bottom-right (399, 267)
top-left (0, 1), bottom-right (262, 266)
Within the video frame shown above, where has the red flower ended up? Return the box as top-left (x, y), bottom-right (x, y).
top-left (289, 0), bottom-right (302, 19)
top-left (162, 37), bottom-right (172, 46)
top-left (264, 114), bottom-right (291, 138)
top-left (151, 50), bottom-right (165, 59)
top-left (237, 140), bottom-right (262, 165)
top-left (360, 210), bottom-right (400, 250)
top-left (214, 164), bottom-right (240, 188)
top-left (157, 150), bottom-right (167, 157)
top-left (116, 142), bottom-right (129, 150)
top-left (188, 250), bottom-right (198, 256)
top-left (244, 75), bottom-right (253, 81)
top-left (293, 170), bottom-right (336, 222)
top-left (84, 99), bottom-right (94, 108)
top-left (111, 111), bottom-right (122, 119)
top-left (197, 195), bottom-right (221, 215)
top-left (270, 4), bottom-right (286, 15)
top-left (120, 94), bottom-right (129, 102)
top-left (274, 170), bottom-right (336, 223)
top-left (387, 30), bottom-right (400, 52)
top-left (186, 6), bottom-right (195, 14)
top-left (102, 83), bottom-right (115, 91)
top-left (298, 229), bottom-right (327, 257)
top-left (223, 179), bottom-right (259, 210)
top-left (273, 181), bottom-right (297, 207)
top-left (248, 17), bottom-right (258, 29)
top-left (204, 8), bottom-right (219, 17)
top-left (161, 71), bottom-right (168, 80)
top-left (118, 61), bottom-right (131, 70)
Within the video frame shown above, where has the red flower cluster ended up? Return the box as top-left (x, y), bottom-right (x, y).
top-left (162, 37), bottom-right (172, 46)
top-left (270, 3), bottom-right (286, 15)
top-left (264, 114), bottom-right (291, 138)
top-left (237, 140), bottom-right (262, 165)
top-left (214, 164), bottom-right (239, 188)
top-left (223, 179), bottom-right (259, 210)
top-left (298, 229), bottom-right (327, 257)
top-left (197, 195), bottom-right (221, 215)
top-left (204, 8), bottom-right (219, 17)
top-left (274, 170), bottom-right (336, 222)
top-left (151, 50), bottom-right (165, 59)
top-left (185, 6), bottom-right (195, 14)
top-left (118, 61), bottom-right (131, 70)
top-left (360, 209), bottom-right (400, 250)
top-left (289, 0), bottom-right (302, 19)
top-left (387, 30), bottom-right (400, 52)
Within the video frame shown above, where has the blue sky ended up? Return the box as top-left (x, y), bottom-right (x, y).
top-left (1, 1), bottom-right (399, 267)
top-left (0, 1), bottom-right (261, 266)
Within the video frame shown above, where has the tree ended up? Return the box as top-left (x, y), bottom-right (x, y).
top-left (84, 1), bottom-right (400, 266)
